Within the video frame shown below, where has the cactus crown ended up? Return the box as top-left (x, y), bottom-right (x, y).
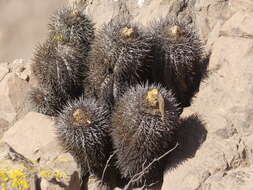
top-left (52, 34), bottom-right (64, 42)
top-left (166, 25), bottom-right (185, 40)
top-left (121, 27), bottom-right (139, 40)
top-left (145, 88), bottom-right (165, 119)
top-left (72, 108), bottom-right (91, 127)
top-left (146, 89), bottom-right (159, 106)
top-left (70, 10), bottom-right (80, 17)
top-left (48, 7), bottom-right (94, 47)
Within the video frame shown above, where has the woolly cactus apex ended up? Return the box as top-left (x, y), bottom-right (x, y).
top-left (48, 7), bottom-right (94, 52)
top-left (87, 16), bottom-right (153, 105)
top-left (27, 87), bottom-right (66, 116)
top-left (55, 97), bottom-right (124, 189)
top-left (111, 83), bottom-right (181, 188)
top-left (149, 17), bottom-right (208, 108)
top-left (32, 39), bottom-right (88, 98)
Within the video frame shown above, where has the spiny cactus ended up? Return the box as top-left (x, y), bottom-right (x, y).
top-left (32, 39), bottom-right (88, 100)
top-left (111, 83), bottom-right (181, 188)
top-left (149, 18), bottom-right (208, 108)
top-left (48, 7), bottom-right (94, 52)
top-left (31, 8), bottom-right (95, 116)
top-left (28, 6), bottom-right (209, 189)
top-left (27, 87), bottom-right (66, 116)
top-left (87, 16), bottom-right (153, 105)
top-left (55, 96), bottom-right (124, 190)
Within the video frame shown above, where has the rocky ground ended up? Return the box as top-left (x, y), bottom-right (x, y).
top-left (0, 0), bottom-right (253, 189)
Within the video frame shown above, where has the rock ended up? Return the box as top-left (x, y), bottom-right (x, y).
top-left (206, 20), bottom-right (223, 53)
top-left (16, 66), bottom-right (31, 82)
top-left (190, 36), bottom-right (253, 134)
top-left (0, 118), bottom-right (9, 139)
top-left (0, 143), bottom-right (36, 190)
top-left (0, 73), bottom-right (30, 123)
top-left (68, 0), bottom-right (87, 7)
top-left (0, 142), bottom-right (34, 168)
top-left (83, 0), bottom-right (195, 28)
top-left (9, 59), bottom-right (25, 73)
top-left (220, 11), bottom-right (253, 38)
top-left (163, 134), bottom-right (251, 190)
top-left (2, 112), bottom-right (59, 161)
top-left (9, 59), bottom-right (32, 82)
top-left (1, 112), bottom-right (80, 190)
top-left (194, 0), bottom-right (232, 41)
top-left (40, 178), bottom-right (66, 190)
top-left (230, 0), bottom-right (253, 12)
top-left (202, 167), bottom-right (253, 190)
top-left (0, 65), bottom-right (9, 81)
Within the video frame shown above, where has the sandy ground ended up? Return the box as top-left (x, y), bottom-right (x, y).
top-left (0, 0), bottom-right (66, 62)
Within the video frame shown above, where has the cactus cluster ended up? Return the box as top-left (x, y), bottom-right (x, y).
top-left (29, 7), bottom-right (94, 116)
top-left (149, 18), bottom-right (208, 107)
top-left (29, 5), bottom-right (208, 190)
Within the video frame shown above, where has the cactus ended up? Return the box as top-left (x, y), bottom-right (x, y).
top-left (28, 7), bottom-right (209, 189)
top-left (149, 18), bottom-right (208, 108)
top-left (31, 7), bottom-right (95, 116)
top-left (87, 16), bottom-right (153, 105)
top-left (48, 7), bottom-right (95, 96)
top-left (55, 96), bottom-right (124, 190)
top-left (48, 7), bottom-right (94, 52)
top-left (27, 87), bottom-right (68, 116)
top-left (111, 83), bottom-right (181, 188)
top-left (31, 39), bottom-right (89, 114)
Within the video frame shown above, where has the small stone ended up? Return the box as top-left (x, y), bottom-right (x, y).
top-left (0, 65), bottom-right (9, 81)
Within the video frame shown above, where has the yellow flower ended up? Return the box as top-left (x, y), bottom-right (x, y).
top-left (39, 169), bottom-right (53, 179)
top-left (8, 168), bottom-right (30, 190)
top-left (0, 170), bottom-right (9, 182)
top-left (54, 171), bottom-right (67, 181)
top-left (55, 157), bottom-right (70, 163)
top-left (39, 169), bottom-right (67, 181)
top-left (53, 34), bottom-right (64, 41)
top-left (146, 89), bottom-right (159, 105)
top-left (1, 182), bottom-right (8, 190)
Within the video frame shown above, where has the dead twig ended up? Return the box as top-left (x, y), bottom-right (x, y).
top-left (124, 142), bottom-right (179, 190)
top-left (140, 181), bottom-right (160, 190)
top-left (101, 151), bottom-right (117, 183)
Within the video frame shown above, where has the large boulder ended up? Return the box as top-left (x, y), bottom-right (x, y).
top-left (1, 112), bottom-right (58, 161)
top-left (1, 112), bottom-right (80, 190)
top-left (0, 64), bottom-right (9, 81)
top-left (73, 0), bottom-right (195, 28)
top-left (0, 118), bottom-right (9, 139)
top-left (0, 72), bottom-right (29, 123)
top-left (0, 59), bottom-right (36, 128)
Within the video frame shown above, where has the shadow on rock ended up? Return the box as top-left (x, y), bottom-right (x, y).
top-left (165, 114), bottom-right (207, 171)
